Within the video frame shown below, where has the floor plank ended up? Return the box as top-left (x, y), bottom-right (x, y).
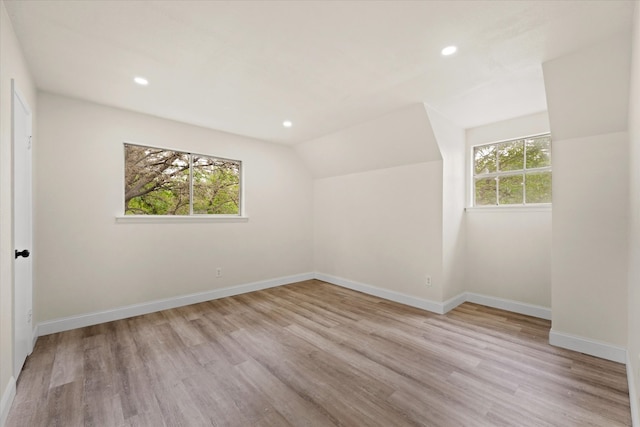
top-left (6, 280), bottom-right (632, 426)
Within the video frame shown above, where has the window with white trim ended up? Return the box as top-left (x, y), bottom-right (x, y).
top-left (473, 134), bottom-right (551, 206)
top-left (124, 143), bottom-right (241, 215)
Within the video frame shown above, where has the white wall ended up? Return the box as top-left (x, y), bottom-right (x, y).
top-left (307, 105), bottom-right (551, 309)
top-left (627, 2), bottom-right (640, 422)
top-left (426, 107), bottom-right (467, 300)
top-left (466, 210), bottom-right (551, 307)
top-left (4, 9), bottom-right (637, 425)
top-left (544, 32), bottom-right (630, 348)
top-left (305, 104), bottom-right (447, 302)
top-left (465, 112), bottom-right (552, 308)
top-left (543, 34), bottom-right (631, 142)
top-left (34, 93), bottom-right (313, 322)
top-left (314, 162), bottom-right (444, 301)
top-left (296, 104), bottom-right (441, 179)
top-left (0, 0), bottom-right (37, 423)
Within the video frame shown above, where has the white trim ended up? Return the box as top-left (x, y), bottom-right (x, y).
top-left (442, 292), bottom-right (467, 313)
top-left (0, 377), bottom-right (16, 427)
top-left (469, 132), bottom-right (552, 208)
top-left (315, 273), bottom-right (448, 314)
top-left (28, 272), bottom-right (637, 423)
top-left (629, 351), bottom-right (639, 427)
top-left (465, 205), bottom-right (551, 213)
top-left (121, 141), bottom-right (245, 219)
top-left (465, 292), bottom-right (552, 320)
top-left (312, 272), bottom-right (640, 416)
top-left (471, 131), bottom-right (552, 149)
top-left (314, 273), bottom-right (552, 320)
top-left (549, 329), bottom-right (627, 364)
top-left (122, 140), bottom-right (240, 164)
top-left (115, 215), bottom-right (249, 224)
top-left (37, 273), bottom-right (314, 336)
top-left (24, 272), bottom-right (637, 425)
top-left (31, 325), bottom-right (38, 351)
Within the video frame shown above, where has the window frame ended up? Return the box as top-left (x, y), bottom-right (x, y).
top-left (118, 142), bottom-right (246, 222)
top-left (470, 132), bottom-right (552, 208)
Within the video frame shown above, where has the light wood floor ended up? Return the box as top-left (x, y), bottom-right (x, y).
top-left (6, 280), bottom-right (631, 426)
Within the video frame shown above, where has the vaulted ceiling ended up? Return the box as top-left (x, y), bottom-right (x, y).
top-left (4, 0), bottom-right (635, 144)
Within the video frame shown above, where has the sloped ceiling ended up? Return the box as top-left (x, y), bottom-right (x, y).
top-left (543, 32), bottom-right (632, 141)
top-left (4, 0), bottom-right (635, 145)
top-left (296, 104), bottom-right (440, 178)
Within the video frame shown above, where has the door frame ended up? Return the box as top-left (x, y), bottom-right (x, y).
top-left (12, 80), bottom-right (34, 379)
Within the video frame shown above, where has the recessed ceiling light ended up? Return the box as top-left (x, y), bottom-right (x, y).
top-left (441, 46), bottom-right (457, 56)
top-left (134, 76), bottom-right (149, 86)
top-left (283, 120), bottom-right (293, 128)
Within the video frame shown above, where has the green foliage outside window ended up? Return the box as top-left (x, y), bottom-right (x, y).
top-left (473, 134), bottom-right (551, 206)
top-left (124, 144), bottom-right (241, 215)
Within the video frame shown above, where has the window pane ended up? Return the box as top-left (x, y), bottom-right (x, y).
top-left (525, 171), bottom-right (552, 203)
top-left (124, 145), bottom-right (190, 215)
top-left (474, 145), bottom-right (497, 174)
top-left (471, 134), bottom-right (551, 207)
top-left (525, 135), bottom-right (551, 169)
top-left (475, 177), bottom-right (497, 206)
top-left (498, 174), bottom-right (523, 205)
top-left (497, 140), bottom-right (524, 172)
top-left (192, 156), bottom-right (240, 214)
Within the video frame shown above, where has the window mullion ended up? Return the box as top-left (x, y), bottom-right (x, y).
top-left (495, 148), bottom-right (499, 205)
top-left (523, 140), bottom-right (527, 204)
top-left (189, 154), bottom-right (194, 216)
top-left (526, 166), bottom-right (552, 173)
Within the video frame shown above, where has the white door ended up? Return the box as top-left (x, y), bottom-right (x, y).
top-left (12, 81), bottom-right (33, 378)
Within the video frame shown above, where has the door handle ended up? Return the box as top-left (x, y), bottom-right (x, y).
top-left (15, 249), bottom-right (30, 259)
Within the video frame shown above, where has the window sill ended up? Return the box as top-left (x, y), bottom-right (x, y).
top-left (465, 205), bottom-right (551, 213)
top-left (115, 215), bottom-right (249, 224)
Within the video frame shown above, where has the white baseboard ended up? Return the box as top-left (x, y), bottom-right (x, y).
top-left (25, 271), bottom-right (637, 422)
top-left (34, 272), bottom-right (552, 338)
top-left (442, 292), bottom-right (467, 313)
top-left (629, 351), bottom-right (639, 427)
top-left (0, 377), bottom-right (16, 427)
top-left (549, 329), bottom-right (627, 364)
top-left (314, 273), bottom-right (553, 321)
top-left (465, 292), bottom-right (552, 320)
top-left (315, 273), bottom-right (449, 314)
top-left (37, 272), bottom-right (314, 336)
top-left (317, 272), bottom-right (628, 368)
top-left (31, 325), bottom-right (38, 352)
top-left (34, 272), bottom-right (627, 366)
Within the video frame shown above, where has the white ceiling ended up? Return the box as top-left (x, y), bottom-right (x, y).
top-left (5, 0), bottom-right (635, 145)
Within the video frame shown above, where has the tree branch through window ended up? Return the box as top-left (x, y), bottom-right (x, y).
top-left (472, 134), bottom-right (551, 206)
top-left (124, 144), bottom-right (241, 215)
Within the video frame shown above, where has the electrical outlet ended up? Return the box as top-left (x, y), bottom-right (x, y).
top-left (426, 275), bottom-right (432, 287)
top-left (216, 267), bottom-right (222, 278)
